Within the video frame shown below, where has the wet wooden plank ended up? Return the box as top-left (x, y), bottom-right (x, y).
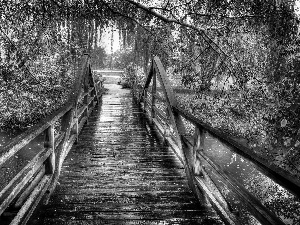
top-left (28, 84), bottom-right (222, 225)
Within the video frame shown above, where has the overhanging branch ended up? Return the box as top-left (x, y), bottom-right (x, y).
top-left (123, 0), bottom-right (248, 82)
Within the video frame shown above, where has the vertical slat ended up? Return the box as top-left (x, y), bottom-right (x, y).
top-left (44, 125), bottom-right (55, 174)
top-left (151, 72), bottom-right (156, 121)
top-left (84, 76), bottom-right (89, 124)
top-left (60, 109), bottom-right (74, 161)
top-left (143, 89), bottom-right (147, 113)
top-left (193, 126), bottom-right (205, 176)
top-left (163, 110), bottom-right (170, 144)
top-left (73, 105), bottom-right (79, 144)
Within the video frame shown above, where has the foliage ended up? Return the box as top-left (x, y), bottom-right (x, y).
top-left (0, 1), bottom-right (107, 131)
top-left (108, 49), bottom-right (135, 69)
top-left (1, 0), bottom-right (300, 173)
top-left (90, 47), bottom-right (107, 69)
top-left (121, 62), bottom-right (145, 89)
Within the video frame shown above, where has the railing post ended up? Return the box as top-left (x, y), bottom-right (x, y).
top-left (84, 75), bottom-right (89, 124)
top-left (96, 80), bottom-right (102, 102)
top-left (44, 125), bottom-right (55, 174)
top-left (163, 110), bottom-right (170, 144)
top-left (143, 88), bottom-right (147, 113)
top-left (73, 105), bottom-right (79, 144)
top-left (59, 109), bottom-right (74, 164)
top-left (151, 72), bottom-right (156, 122)
top-left (193, 126), bottom-right (205, 176)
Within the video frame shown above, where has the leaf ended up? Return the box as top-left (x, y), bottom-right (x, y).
top-left (281, 118), bottom-right (287, 127)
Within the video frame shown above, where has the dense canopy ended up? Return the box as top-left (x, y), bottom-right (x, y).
top-left (1, 0), bottom-right (300, 172)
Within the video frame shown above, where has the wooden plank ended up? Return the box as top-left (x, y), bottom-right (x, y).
top-left (14, 166), bottom-right (45, 208)
top-left (10, 175), bottom-right (52, 225)
top-left (28, 84), bottom-right (221, 224)
top-left (195, 177), bottom-right (238, 225)
top-left (0, 149), bottom-right (50, 215)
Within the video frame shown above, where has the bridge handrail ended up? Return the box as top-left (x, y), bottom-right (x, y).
top-left (135, 56), bottom-right (299, 225)
top-left (0, 54), bottom-right (104, 224)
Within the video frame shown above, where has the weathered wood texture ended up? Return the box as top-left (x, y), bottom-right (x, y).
top-left (0, 54), bottom-right (104, 225)
top-left (28, 84), bottom-right (222, 225)
top-left (136, 56), bottom-right (300, 225)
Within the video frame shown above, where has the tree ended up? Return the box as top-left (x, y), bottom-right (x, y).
top-left (90, 46), bottom-right (107, 69)
top-left (1, 0), bottom-right (300, 168)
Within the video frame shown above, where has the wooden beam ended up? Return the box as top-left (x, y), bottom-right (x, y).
top-left (173, 106), bottom-right (300, 198)
top-left (14, 166), bottom-right (45, 209)
top-left (44, 125), bottom-right (55, 174)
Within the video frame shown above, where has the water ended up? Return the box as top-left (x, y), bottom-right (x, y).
top-left (0, 131), bottom-right (21, 148)
top-left (203, 133), bottom-right (300, 225)
top-left (0, 131), bottom-right (45, 191)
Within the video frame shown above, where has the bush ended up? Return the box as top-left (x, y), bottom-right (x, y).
top-left (120, 63), bottom-right (145, 89)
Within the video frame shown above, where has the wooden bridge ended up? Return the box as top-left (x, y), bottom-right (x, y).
top-left (0, 55), bottom-right (299, 225)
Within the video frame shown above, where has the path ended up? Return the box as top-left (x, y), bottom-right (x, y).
top-left (28, 84), bottom-right (222, 225)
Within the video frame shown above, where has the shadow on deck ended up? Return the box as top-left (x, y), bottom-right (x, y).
top-left (28, 84), bottom-right (221, 225)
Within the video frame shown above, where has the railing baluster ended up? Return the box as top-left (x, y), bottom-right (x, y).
top-left (163, 110), bottom-right (170, 143)
top-left (151, 72), bottom-right (156, 121)
top-left (143, 88), bottom-right (147, 113)
top-left (193, 126), bottom-right (205, 176)
top-left (44, 125), bottom-right (55, 174)
top-left (73, 106), bottom-right (79, 144)
top-left (59, 109), bottom-right (74, 164)
top-left (84, 82), bottom-right (89, 124)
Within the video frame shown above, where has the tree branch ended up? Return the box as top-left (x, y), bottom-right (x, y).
top-left (123, 0), bottom-right (231, 59)
top-left (123, 0), bottom-right (248, 83)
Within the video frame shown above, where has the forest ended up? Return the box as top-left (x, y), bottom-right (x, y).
top-left (1, 0), bottom-right (300, 173)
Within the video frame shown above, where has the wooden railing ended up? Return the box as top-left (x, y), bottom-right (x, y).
top-left (0, 54), bottom-right (104, 225)
top-left (134, 56), bottom-right (300, 225)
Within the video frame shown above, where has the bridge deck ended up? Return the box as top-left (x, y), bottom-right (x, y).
top-left (29, 84), bottom-right (222, 225)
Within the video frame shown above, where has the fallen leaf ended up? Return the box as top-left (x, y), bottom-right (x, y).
top-left (281, 118), bottom-right (287, 127)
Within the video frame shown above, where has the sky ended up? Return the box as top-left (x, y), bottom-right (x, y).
top-left (296, 0), bottom-right (300, 17)
top-left (100, 27), bottom-right (120, 54)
